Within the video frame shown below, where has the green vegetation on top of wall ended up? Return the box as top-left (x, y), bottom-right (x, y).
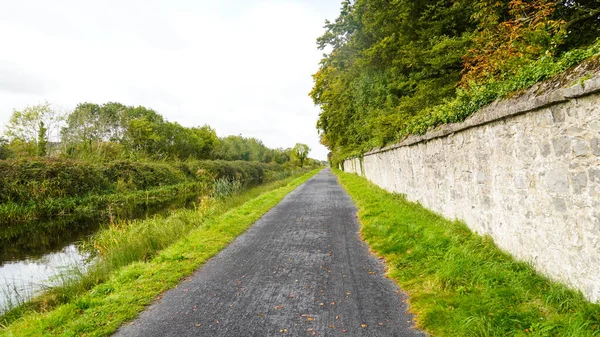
top-left (401, 43), bottom-right (600, 139)
top-left (334, 169), bottom-right (600, 337)
top-left (311, 0), bottom-right (600, 164)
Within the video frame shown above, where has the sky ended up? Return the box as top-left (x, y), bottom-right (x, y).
top-left (0, 0), bottom-right (342, 160)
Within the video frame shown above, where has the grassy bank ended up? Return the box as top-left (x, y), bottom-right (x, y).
top-left (0, 169), bottom-right (320, 336)
top-left (0, 159), bottom-right (295, 227)
top-left (0, 181), bottom-right (207, 231)
top-left (334, 170), bottom-right (600, 337)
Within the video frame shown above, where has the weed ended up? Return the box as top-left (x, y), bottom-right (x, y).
top-left (211, 178), bottom-right (242, 199)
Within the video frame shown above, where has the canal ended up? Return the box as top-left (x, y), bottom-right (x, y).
top-left (0, 195), bottom-right (199, 314)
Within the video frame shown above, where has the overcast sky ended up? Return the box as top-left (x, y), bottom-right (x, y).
top-left (0, 0), bottom-right (342, 160)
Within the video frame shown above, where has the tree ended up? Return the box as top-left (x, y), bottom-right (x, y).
top-left (462, 0), bottom-right (566, 86)
top-left (555, 0), bottom-right (600, 50)
top-left (312, 0), bottom-right (597, 164)
top-left (292, 143), bottom-right (310, 167)
top-left (37, 121), bottom-right (48, 156)
top-left (163, 123), bottom-right (218, 160)
top-left (61, 102), bottom-right (128, 153)
top-left (271, 148), bottom-right (292, 164)
top-left (213, 135), bottom-right (277, 162)
top-left (4, 103), bottom-right (62, 143)
top-left (191, 125), bottom-right (219, 159)
top-left (311, 0), bottom-right (475, 161)
top-left (3, 103), bottom-right (63, 157)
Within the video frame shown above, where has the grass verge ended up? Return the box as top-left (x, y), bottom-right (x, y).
top-left (334, 169), bottom-right (600, 337)
top-left (0, 169), bottom-right (320, 336)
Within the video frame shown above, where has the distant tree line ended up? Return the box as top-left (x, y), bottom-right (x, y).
top-left (1, 102), bottom-right (316, 166)
top-left (311, 0), bottom-right (600, 162)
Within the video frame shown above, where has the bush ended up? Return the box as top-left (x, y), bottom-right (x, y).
top-left (0, 159), bottom-right (111, 203)
top-left (182, 160), bottom-right (285, 186)
top-left (0, 159), bottom-right (295, 205)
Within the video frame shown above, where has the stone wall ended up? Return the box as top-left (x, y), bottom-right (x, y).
top-left (344, 76), bottom-right (600, 303)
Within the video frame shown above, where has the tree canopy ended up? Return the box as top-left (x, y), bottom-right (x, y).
top-left (311, 0), bottom-right (600, 163)
top-left (292, 143), bottom-right (311, 167)
top-left (2, 102), bottom-right (313, 166)
top-left (3, 102), bottom-right (63, 157)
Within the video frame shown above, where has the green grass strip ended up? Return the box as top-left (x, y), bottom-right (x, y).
top-left (334, 170), bottom-right (600, 337)
top-left (0, 169), bottom-right (320, 337)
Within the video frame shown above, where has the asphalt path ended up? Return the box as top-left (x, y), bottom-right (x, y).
top-left (114, 168), bottom-right (425, 337)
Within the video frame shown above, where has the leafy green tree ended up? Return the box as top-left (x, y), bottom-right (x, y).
top-left (213, 135), bottom-right (278, 162)
top-left (3, 103), bottom-right (63, 157)
top-left (192, 125), bottom-right (219, 159)
top-left (292, 143), bottom-right (310, 167)
top-left (163, 123), bottom-right (218, 160)
top-left (462, 0), bottom-right (567, 86)
top-left (4, 103), bottom-right (61, 143)
top-left (61, 102), bottom-right (222, 161)
top-left (271, 148), bottom-right (292, 164)
top-left (61, 102), bottom-right (126, 152)
top-left (312, 0), bottom-right (475, 160)
top-left (37, 121), bottom-right (48, 156)
top-left (124, 115), bottom-right (165, 157)
top-left (555, 0), bottom-right (600, 50)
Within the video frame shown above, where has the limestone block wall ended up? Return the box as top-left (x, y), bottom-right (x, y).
top-left (344, 77), bottom-right (600, 302)
top-left (343, 157), bottom-right (363, 176)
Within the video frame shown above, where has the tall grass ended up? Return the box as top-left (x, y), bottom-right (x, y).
top-left (0, 259), bottom-right (88, 324)
top-left (0, 280), bottom-right (31, 317)
top-left (0, 182), bottom-right (209, 260)
top-left (211, 178), bottom-right (242, 199)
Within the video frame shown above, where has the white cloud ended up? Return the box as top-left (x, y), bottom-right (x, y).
top-left (0, 0), bottom-right (341, 159)
top-left (0, 64), bottom-right (54, 95)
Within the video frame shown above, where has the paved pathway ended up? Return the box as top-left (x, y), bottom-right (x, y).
top-left (115, 169), bottom-right (424, 337)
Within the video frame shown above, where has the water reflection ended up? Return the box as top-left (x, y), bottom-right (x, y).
top-left (0, 194), bottom-right (200, 314)
top-left (0, 245), bottom-right (89, 313)
top-left (0, 219), bottom-right (100, 265)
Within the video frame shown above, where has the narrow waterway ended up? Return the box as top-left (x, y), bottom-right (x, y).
top-left (0, 195), bottom-right (200, 314)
